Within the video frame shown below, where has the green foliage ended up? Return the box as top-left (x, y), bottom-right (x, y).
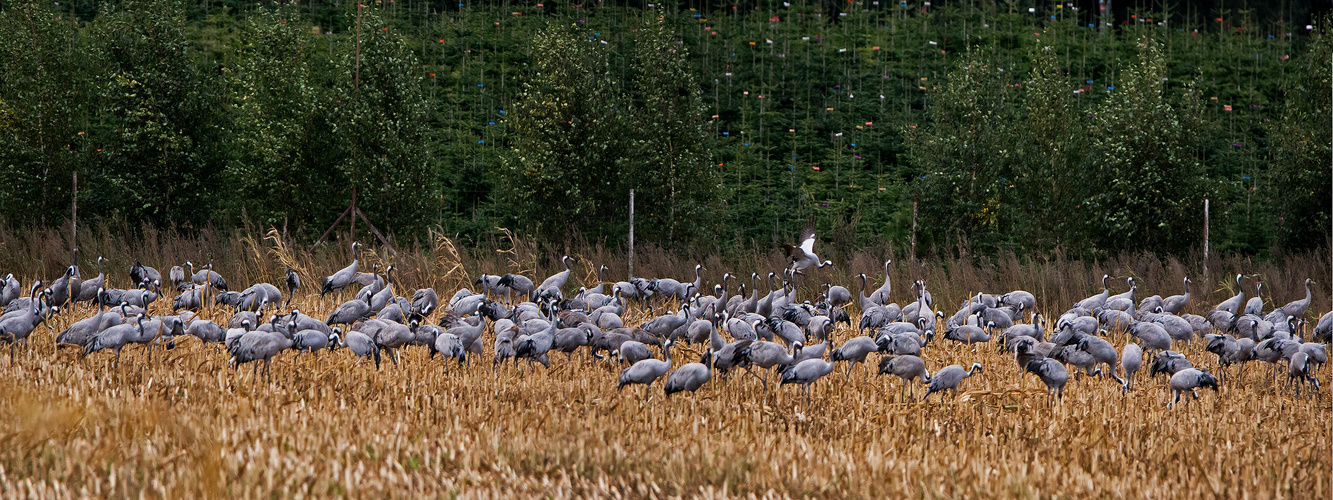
top-left (228, 8), bottom-right (342, 229)
top-left (1082, 40), bottom-right (1203, 254)
top-left (907, 51), bottom-right (1025, 253)
top-left (504, 12), bottom-right (720, 246)
top-left (503, 22), bottom-right (629, 243)
top-left (0, 2), bottom-right (93, 225)
top-left (0, 1), bottom-right (1325, 257)
top-left (89, 0), bottom-right (228, 227)
top-left (623, 11), bottom-right (721, 245)
top-left (333, 8), bottom-right (436, 239)
top-left (1269, 22), bottom-right (1333, 251)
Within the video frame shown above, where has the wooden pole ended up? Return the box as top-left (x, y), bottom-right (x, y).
top-left (71, 170), bottom-right (77, 260)
top-left (628, 189), bottom-right (635, 279)
top-left (911, 196), bottom-right (919, 260)
top-left (309, 204), bottom-right (354, 253)
top-left (355, 4), bottom-right (361, 95)
top-left (350, 185), bottom-right (357, 245)
top-left (1203, 198), bottom-right (1209, 281)
top-left (356, 208), bottom-right (398, 256)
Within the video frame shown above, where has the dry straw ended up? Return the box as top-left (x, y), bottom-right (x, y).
top-left (0, 225), bottom-right (1327, 498)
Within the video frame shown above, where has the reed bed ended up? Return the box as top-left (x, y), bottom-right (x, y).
top-left (0, 225), bottom-right (1328, 498)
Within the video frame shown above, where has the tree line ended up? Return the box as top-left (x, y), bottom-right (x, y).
top-left (0, 0), bottom-right (1327, 259)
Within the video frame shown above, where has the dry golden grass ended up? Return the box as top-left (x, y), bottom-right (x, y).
top-left (0, 226), bottom-right (1328, 498)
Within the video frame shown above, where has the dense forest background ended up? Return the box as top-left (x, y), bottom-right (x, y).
top-left (0, 0), bottom-right (1329, 260)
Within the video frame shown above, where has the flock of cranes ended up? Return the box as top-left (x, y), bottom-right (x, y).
top-left (0, 231), bottom-right (1327, 409)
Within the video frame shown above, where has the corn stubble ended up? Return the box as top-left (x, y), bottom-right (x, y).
top-left (0, 227), bottom-right (1327, 498)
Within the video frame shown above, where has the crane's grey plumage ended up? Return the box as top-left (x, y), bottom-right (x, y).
top-left (83, 313), bottom-right (147, 369)
top-left (944, 319), bottom-right (991, 344)
top-left (186, 262), bottom-right (228, 291)
top-left (45, 266), bottom-right (74, 308)
top-left (1051, 345), bottom-right (1102, 378)
top-left (331, 330), bottom-right (380, 368)
top-left (285, 269), bottom-right (300, 307)
top-left (1287, 351), bottom-right (1319, 399)
top-left (411, 287), bottom-right (439, 316)
top-left (878, 355), bottom-right (930, 400)
top-left (129, 262), bottom-right (162, 291)
top-left (75, 257), bottom-right (108, 303)
top-left (1168, 368), bottom-right (1219, 408)
top-left (58, 288), bottom-right (112, 348)
top-left (779, 358), bottom-right (835, 405)
top-left (740, 340), bottom-right (798, 389)
top-left (170, 265), bottom-right (186, 290)
top-left (1149, 350), bottom-right (1193, 378)
top-left (1160, 277), bottom-right (1192, 315)
top-left (1076, 335), bottom-right (1120, 379)
top-left (327, 298), bottom-right (370, 326)
top-left (999, 290), bottom-right (1036, 315)
top-left (1315, 311), bottom-right (1333, 343)
top-left (1214, 274), bottom-right (1246, 314)
top-left (497, 273), bottom-right (536, 304)
top-left (665, 349), bottom-right (713, 397)
top-left (925, 363), bottom-right (982, 400)
top-left (1243, 282), bottom-right (1264, 316)
top-left (868, 260), bottom-right (893, 305)
top-left (1025, 357), bottom-right (1069, 406)
top-left (515, 317), bottom-right (557, 367)
top-left (553, 323), bottom-right (594, 359)
top-left (229, 326), bottom-right (293, 380)
top-left (831, 336), bottom-right (882, 377)
top-left (618, 339), bottom-right (674, 400)
top-left (616, 340), bottom-right (653, 365)
top-left (0, 281), bottom-right (52, 358)
top-left (0, 274), bottom-right (20, 307)
top-left (1129, 321), bottom-right (1172, 352)
top-left (536, 256), bottom-right (575, 300)
top-left (825, 283), bottom-right (851, 309)
top-left (1281, 278), bottom-right (1315, 320)
top-left (321, 242), bottom-right (362, 295)
top-left (999, 314), bottom-right (1045, 348)
top-left (433, 332), bottom-right (467, 366)
top-left (368, 265), bottom-right (396, 313)
top-left (1076, 275), bottom-right (1111, 310)
top-left (1103, 277), bottom-right (1137, 312)
top-left (180, 318), bottom-right (224, 345)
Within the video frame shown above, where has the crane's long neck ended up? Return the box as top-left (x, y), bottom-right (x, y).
top-left (858, 275), bottom-right (868, 300)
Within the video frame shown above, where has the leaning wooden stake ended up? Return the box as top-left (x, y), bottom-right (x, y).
top-left (628, 189), bottom-right (635, 279)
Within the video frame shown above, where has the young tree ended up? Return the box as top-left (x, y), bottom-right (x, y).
top-left (906, 51), bottom-right (1024, 254)
top-left (1081, 39), bottom-right (1203, 254)
top-left (228, 9), bottom-right (340, 231)
top-left (503, 23), bottom-right (629, 242)
top-left (333, 8), bottom-right (436, 240)
top-left (0, 2), bottom-right (96, 225)
top-left (625, 10), bottom-right (720, 244)
top-left (90, 0), bottom-right (229, 228)
top-left (1020, 46), bottom-right (1088, 253)
top-left (1269, 24), bottom-right (1332, 251)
